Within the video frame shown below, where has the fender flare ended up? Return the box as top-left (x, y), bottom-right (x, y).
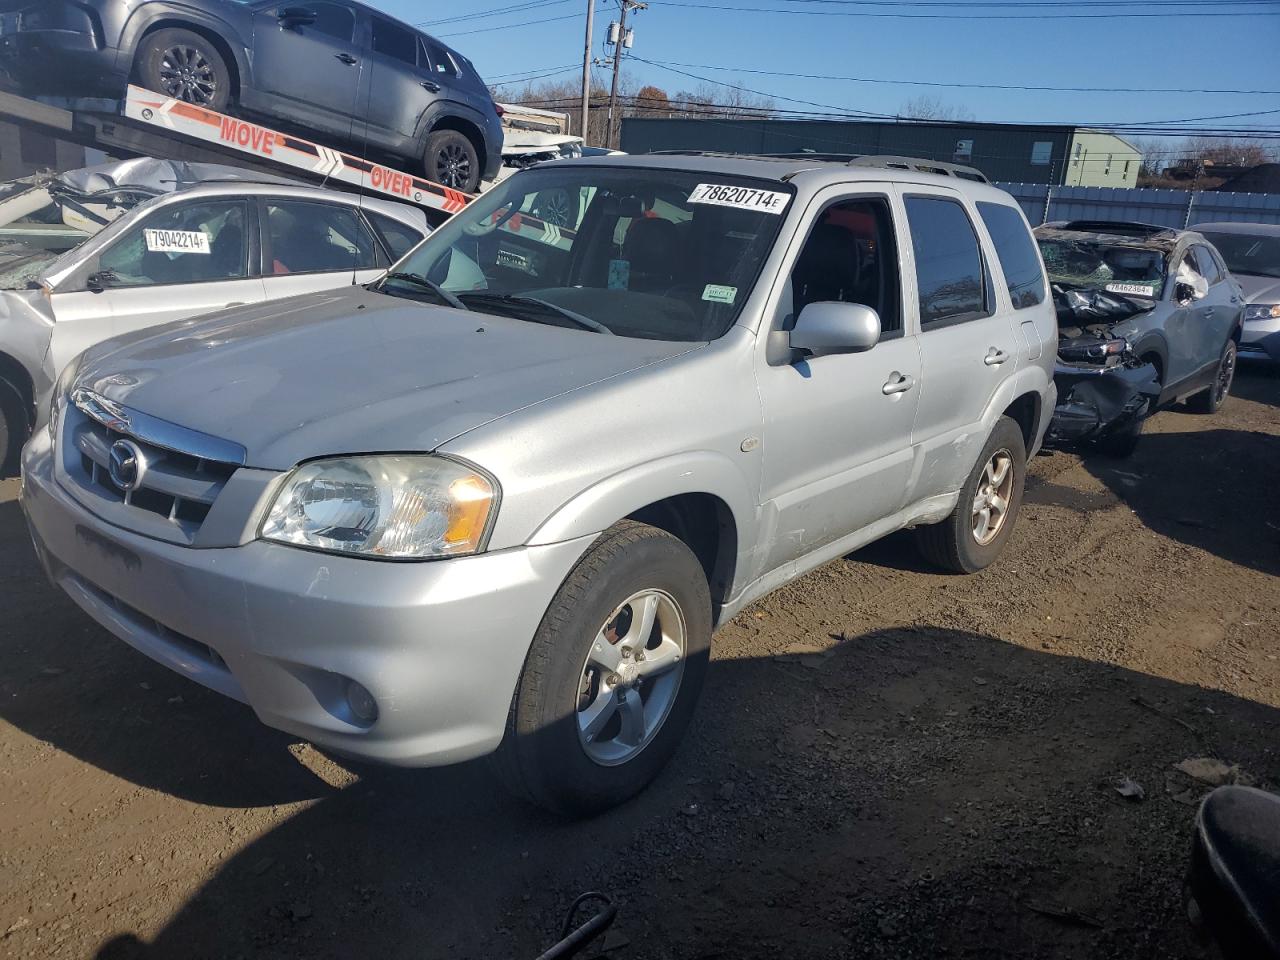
top-left (414, 102), bottom-right (489, 153)
top-left (526, 451), bottom-right (757, 560)
top-left (118, 7), bottom-right (252, 91)
top-left (978, 363), bottom-right (1052, 442)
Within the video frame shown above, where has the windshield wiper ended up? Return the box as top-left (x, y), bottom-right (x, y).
top-left (379, 271), bottom-right (468, 311)
top-left (457, 292), bottom-right (611, 334)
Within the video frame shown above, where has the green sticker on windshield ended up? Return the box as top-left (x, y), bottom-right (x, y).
top-left (702, 283), bottom-right (737, 304)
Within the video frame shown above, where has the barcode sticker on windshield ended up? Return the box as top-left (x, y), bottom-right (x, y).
top-left (688, 184), bottom-right (790, 215)
top-left (144, 229), bottom-right (211, 255)
top-left (1105, 282), bottom-right (1156, 298)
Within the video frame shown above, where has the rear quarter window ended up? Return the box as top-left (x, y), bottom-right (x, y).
top-left (977, 201), bottom-right (1046, 309)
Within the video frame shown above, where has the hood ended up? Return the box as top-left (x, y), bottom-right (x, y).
top-left (77, 287), bottom-right (700, 470)
top-left (1236, 274), bottom-right (1280, 304)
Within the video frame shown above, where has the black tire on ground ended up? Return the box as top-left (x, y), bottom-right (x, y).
top-left (915, 415), bottom-right (1027, 574)
top-left (1094, 407), bottom-right (1146, 458)
top-left (0, 377), bottom-right (28, 478)
top-left (424, 130), bottom-right (480, 193)
top-left (492, 520), bottom-right (712, 816)
top-left (1188, 339), bottom-right (1237, 415)
top-left (135, 28), bottom-right (232, 110)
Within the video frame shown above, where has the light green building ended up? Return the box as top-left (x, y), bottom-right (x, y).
top-left (1063, 130), bottom-right (1141, 188)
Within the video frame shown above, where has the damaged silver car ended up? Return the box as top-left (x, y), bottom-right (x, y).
top-left (1038, 220), bottom-right (1245, 457)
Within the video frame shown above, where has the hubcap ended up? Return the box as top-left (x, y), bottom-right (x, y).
top-left (1216, 345), bottom-right (1236, 403)
top-left (158, 45), bottom-right (217, 105)
top-left (576, 589), bottom-right (686, 766)
top-left (971, 449), bottom-right (1015, 546)
top-left (435, 144), bottom-right (472, 189)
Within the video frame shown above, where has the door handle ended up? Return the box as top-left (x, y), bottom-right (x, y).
top-left (882, 372), bottom-right (915, 396)
top-left (420, 80), bottom-right (441, 93)
top-left (335, 52), bottom-right (358, 65)
top-left (984, 347), bottom-right (1009, 366)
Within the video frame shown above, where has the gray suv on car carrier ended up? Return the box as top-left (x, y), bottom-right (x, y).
top-left (22, 153), bottom-right (1057, 814)
top-left (0, 0), bottom-right (503, 192)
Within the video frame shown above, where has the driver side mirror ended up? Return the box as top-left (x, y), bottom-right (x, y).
top-left (276, 6), bottom-right (317, 27)
top-left (790, 302), bottom-right (881, 357)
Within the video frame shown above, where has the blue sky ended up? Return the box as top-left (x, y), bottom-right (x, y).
top-left (377, 0), bottom-right (1280, 144)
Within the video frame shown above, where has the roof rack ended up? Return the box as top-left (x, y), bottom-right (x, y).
top-left (645, 150), bottom-right (989, 183)
top-left (1057, 220), bottom-right (1177, 238)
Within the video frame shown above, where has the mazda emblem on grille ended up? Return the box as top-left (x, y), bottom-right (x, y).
top-left (108, 439), bottom-right (147, 492)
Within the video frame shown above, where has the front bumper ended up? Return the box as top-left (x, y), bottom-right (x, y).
top-left (1240, 317), bottom-right (1280, 363)
top-left (20, 432), bottom-right (593, 767)
top-left (1046, 359), bottom-right (1160, 446)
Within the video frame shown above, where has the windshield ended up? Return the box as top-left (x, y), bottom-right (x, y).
top-left (1038, 236), bottom-right (1167, 299)
top-left (1198, 231), bottom-right (1280, 280)
top-left (380, 165), bottom-right (793, 341)
top-left (0, 179), bottom-right (154, 289)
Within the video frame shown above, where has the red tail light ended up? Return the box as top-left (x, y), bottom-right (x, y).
top-left (494, 103), bottom-right (505, 118)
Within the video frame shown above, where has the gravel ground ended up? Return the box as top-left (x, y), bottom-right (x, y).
top-left (2, 367), bottom-right (1278, 960)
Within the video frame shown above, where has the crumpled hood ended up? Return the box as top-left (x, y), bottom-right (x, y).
top-left (76, 286), bottom-right (699, 470)
top-left (1237, 274), bottom-right (1280, 305)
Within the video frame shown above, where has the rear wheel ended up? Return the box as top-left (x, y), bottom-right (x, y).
top-left (916, 416), bottom-right (1027, 574)
top-left (493, 520), bottom-right (712, 816)
top-left (135, 28), bottom-right (231, 110)
top-left (424, 130), bottom-right (480, 193)
top-left (1189, 339), bottom-right (1237, 415)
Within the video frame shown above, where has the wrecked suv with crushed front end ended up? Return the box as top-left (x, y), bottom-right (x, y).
top-left (1036, 220), bottom-right (1245, 457)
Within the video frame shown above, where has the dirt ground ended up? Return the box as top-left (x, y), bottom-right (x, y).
top-left (2, 368), bottom-right (1278, 960)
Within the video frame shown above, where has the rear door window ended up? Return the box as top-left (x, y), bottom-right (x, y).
top-left (264, 200), bottom-right (381, 274)
top-left (96, 200), bottom-right (249, 287)
top-left (905, 195), bottom-right (989, 328)
top-left (977, 201), bottom-right (1045, 309)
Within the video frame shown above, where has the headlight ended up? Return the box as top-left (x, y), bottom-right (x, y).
top-left (1244, 303), bottom-right (1280, 323)
top-left (261, 455), bottom-right (497, 559)
top-left (1058, 337), bottom-right (1129, 364)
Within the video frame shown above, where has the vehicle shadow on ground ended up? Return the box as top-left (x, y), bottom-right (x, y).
top-left (0, 496), bottom-right (334, 808)
top-left (1073, 424), bottom-right (1280, 577)
top-left (81, 625), bottom-right (1277, 960)
top-left (1232, 365), bottom-right (1277, 408)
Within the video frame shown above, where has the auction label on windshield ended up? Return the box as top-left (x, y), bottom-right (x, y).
top-left (688, 184), bottom-right (790, 215)
top-left (1105, 282), bottom-right (1156, 298)
top-left (144, 229), bottom-right (211, 255)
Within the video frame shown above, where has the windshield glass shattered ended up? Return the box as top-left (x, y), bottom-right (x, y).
top-left (1198, 231), bottom-right (1280, 280)
top-left (1037, 236), bottom-right (1167, 300)
top-left (380, 165), bottom-right (792, 342)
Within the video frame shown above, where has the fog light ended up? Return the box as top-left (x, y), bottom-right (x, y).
top-left (346, 680), bottom-right (378, 724)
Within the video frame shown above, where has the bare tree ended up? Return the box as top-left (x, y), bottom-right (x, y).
top-left (899, 95), bottom-right (974, 122)
top-left (1183, 136), bottom-right (1278, 168)
top-left (670, 82), bottom-right (775, 119)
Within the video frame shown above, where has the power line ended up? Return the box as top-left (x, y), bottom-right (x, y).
top-left (650, 0), bottom-right (1280, 17)
top-left (419, 0), bottom-right (570, 27)
top-left (641, 58), bottom-right (1280, 97)
top-left (438, 7), bottom-right (602, 37)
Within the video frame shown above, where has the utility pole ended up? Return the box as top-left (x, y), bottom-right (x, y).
top-left (605, 0), bottom-right (644, 149)
top-left (579, 0), bottom-right (594, 143)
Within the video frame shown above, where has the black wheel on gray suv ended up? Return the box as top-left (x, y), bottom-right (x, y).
top-left (425, 130), bottom-right (480, 193)
top-left (916, 415), bottom-right (1027, 574)
top-left (493, 520), bottom-right (712, 816)
top-left (136, 28), bottom-right (231, 110)
top-left (1189, 338), bottom-right (1237, 415)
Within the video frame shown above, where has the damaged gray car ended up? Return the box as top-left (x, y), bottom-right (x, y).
top-left (1038, 220), bottom-right (1245, 457)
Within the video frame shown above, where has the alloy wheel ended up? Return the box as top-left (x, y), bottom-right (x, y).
top-left (1215, 344), bottom-right (1237, 404)
top-left (158, 45), bottom-right (218, 105)
top-left (971, 449), bottom-right (1015, 546)
top-left (435, 143), bottom-right (472, 190)
top-left (576, 589), bottom-right (687, 766)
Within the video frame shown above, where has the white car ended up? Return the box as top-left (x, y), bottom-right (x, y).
top-left (0, 164), bottom-right (429, 470)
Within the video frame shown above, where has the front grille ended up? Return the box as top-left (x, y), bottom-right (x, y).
top-left (59, 389), bottom-right (246, 545)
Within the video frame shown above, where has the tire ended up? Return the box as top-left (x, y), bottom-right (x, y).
top-left (135, 28), bottom-right (231, 111)
top-left (0, 377), bottom-right (28, 478)
top-left (1188, 339), bottom-right (1237, 415)
top-left (916, 416), bottom-right (1027, 574)
top-left (530, 187), bottom-right (580, 228)
top-left (493, 520), bottom-right (712, 816)
top-left (424, 129), bottom-right (480, 193)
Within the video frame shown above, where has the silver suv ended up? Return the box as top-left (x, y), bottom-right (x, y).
top-left (22, 154), bottom-right (1057, 814)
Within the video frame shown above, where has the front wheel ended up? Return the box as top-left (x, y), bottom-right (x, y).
top-left (916, 416), bottom-right (1027, 574)
top-left (0, 377), bottom-right (27, 477)
top-left (1189, 339), bottom-right (1237, 415)
top-left (424, 130), bottom-right (480, 193)
top-left (493, 520), bottom-right (712, 816)
top-left (135, 28), bottom-right (231, 110)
